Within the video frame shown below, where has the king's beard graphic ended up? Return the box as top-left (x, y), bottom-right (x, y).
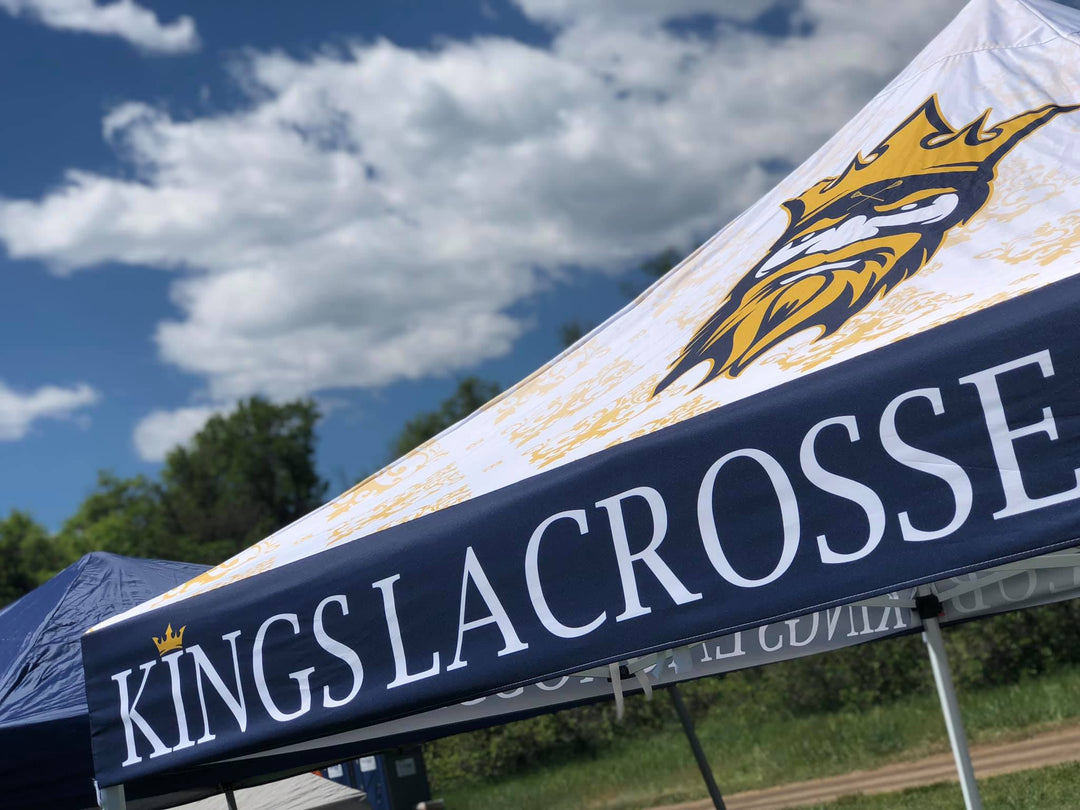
top-left (653, 97), bottom-right (1078, 396)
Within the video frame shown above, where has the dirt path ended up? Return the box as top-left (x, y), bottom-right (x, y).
top-left (650, 725), bottom-right (1080, 810)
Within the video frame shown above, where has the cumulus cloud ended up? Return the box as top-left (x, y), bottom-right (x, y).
top-left (0, 0), bottom-right (198, 53)
top-left (132, 404), bottom-right (229, 462)
top-left (515, 0), bottom-right (777, 25)
top-left (0, 0), bottom-right (965, 408)
top-left (0, 381), bottom-right (99, 440)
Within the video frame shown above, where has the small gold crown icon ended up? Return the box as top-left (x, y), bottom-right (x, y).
top-left (152, 624), bottom-right (186, 656)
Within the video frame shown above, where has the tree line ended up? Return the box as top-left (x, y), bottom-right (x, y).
top-left (0, 380), bottom-right (519, 607)
top-left (0, 398), bottom-right (325, 605)
top-left (1, 248), bottom-right (685, 607)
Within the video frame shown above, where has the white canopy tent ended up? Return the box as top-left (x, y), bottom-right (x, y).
top-left (209, 550), bottom-right (1080, 810)
top-left (81, 3), bottom-right (1080, 810)
top-left (173, 774), bottom-right (367, 810)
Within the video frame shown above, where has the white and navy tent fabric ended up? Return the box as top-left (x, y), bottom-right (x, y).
top-left (0, 553), bottom-right (208, 809)
top-left (174, 774), bottom-right (368, 810)
top-left (83, 0), bottom-right (1080, 802)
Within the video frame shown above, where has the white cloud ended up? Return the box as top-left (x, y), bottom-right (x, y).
top-left (0, 0), bottom-right (198, 53)
top-left (515, 0), bottom-right (777, 25)
top-left (0, 381), bottom-right (99, 440)
top-left (132, 404), bottom-right (228, 462)
top-left (0, 0), bottom-right (966, 408)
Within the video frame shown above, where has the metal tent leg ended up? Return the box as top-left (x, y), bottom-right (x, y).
top-left (918, 590), bottom-right (983, 810)
top-left (669, 685), bottom-right (727, 810)
top-left (98, 784), bottom-right (127, 810)
top-left (225, 786), bottom-right (240, 810)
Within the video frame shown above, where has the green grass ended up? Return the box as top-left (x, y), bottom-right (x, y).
top-left (806, 761), bottom-right (1080, 809)
top-left (439, 666), bottom-right (1080, 810)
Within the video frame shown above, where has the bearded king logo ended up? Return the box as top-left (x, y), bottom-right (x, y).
top-left (653, 95), bottom-right (1078, 395)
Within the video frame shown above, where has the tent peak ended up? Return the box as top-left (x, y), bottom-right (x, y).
top-left (1012, 0), bottom-right (1080, 39)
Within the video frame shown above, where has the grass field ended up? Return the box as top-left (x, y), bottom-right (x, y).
top-left (438, 665), bottom-right (1080, 810)
top-left (807, 761), bottom-right (1080, 809)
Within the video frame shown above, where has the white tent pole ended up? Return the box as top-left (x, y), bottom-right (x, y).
top-left (916, 587), bottom-right (983, 810)
top-left (98, 784), bottom-right (127, 810)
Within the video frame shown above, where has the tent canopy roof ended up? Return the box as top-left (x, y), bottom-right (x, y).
top-left (1, 552), bottom-right (208, 727)
top-left (175, 774), bottom-right (367, 810)
top-left (1, 553), bottom-right (209, 810)
top-left (82, 0), bottom-right (1080, 797)
top-left (94, 0), bottom-right (1080, 632)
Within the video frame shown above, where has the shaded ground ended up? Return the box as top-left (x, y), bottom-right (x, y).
top-left (651, 725), bottom-right (1080, 810)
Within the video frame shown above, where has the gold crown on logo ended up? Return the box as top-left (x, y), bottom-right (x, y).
top-left (785, 95), bottom-right (1078, 228)
top-left (152, 624), bottom-right (186, 656)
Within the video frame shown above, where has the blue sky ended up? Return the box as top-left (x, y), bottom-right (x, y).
top-left (0, 0), bottom-right (1024, 530)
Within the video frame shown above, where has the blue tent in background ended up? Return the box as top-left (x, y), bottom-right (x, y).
top-left (0, 552), bottom-right (208, 810)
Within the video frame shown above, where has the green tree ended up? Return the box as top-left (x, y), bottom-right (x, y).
top-left (639, 246), bottom-right (683, 282)
top-left (159, 397), bottom-right (328, 563)
top-left (56, 398), bottom-right (328, 569)
top-left (557, 320), bottom-right (590, 348)
top-left (57, 472), bottom-right (173, 560)
top-left (559, 247), bottom-right (684, 349)
top-left (392, 377), bottom-right (502, 458)
top-left (0, 510), bottom-right (64, 607)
